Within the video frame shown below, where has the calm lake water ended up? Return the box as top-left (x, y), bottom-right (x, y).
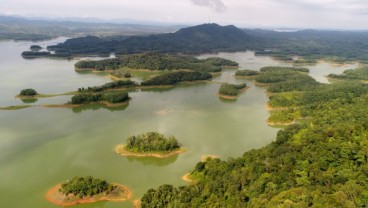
top-left (0, 40), bottom-right (358, 208)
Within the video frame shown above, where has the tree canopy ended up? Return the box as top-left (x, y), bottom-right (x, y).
top-left (141, 66), bottom-right (368, 207)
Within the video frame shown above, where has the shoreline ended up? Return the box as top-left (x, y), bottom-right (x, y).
top-left (115, 144), bottom-right (186, 158)
top-left (181, 173), bottom-right (195, 183)
top-left (267, 120), bottom-right (295, 126)
top-left (45, 183), bottom-right (132, 206)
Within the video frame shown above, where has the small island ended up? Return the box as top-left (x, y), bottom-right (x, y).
top-left (19, 88), bottom-right (38, 97)
top-left (30, 45), bottom-right (42, 51)
top-left (115, 132), bottom-right (185, 158)
top-left (46, 176), bottom-right (131, 206)
top-left (218, 83), bottom-right (247, 99)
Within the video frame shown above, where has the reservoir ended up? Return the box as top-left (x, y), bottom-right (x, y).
top-left (0, 39), bottom-right (357, 207)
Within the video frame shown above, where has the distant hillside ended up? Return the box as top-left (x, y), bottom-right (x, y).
top-left (47, 23), bottom-right (253, 55)
top-left (0, 15), bottom-right (180, 41)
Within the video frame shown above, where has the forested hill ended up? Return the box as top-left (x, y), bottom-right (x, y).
top-left (44, 23), bottom-right (368, 63)
top-left (46, 23), bottom-right (253, 56)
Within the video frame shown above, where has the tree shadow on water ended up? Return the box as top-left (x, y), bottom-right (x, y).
top-left (125, 154), bottom-right (179, 167)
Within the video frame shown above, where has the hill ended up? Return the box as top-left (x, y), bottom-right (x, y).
top-left (0, 15), bottom-right (180, 41)
top-left (47, 23), bottom-right (252, 56)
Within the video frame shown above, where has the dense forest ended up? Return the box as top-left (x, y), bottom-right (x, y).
top-left (141, 66), bottom-right (368, 207)
top-left (47, 24), bottom-right (252, 55)
top-left (19, 88), bottom-right (38, 96)
top-left (235, 69), bottom-right (260, 77)
top-left (125, 132), bottom-right (181, 153)
top-left (78, 80), bottom-right (137, 92)
top-left (74, 52), bottom-right (238, 72)
top-left (70, 91), bottom-right (129, 104)
top-left (328, 66), bottom-right (368, 81)
top-left (140, 71), bottom-right (212, 86)
top-left (59, 176), bottom-right (116, 198)
top-left (37, 23), bottom-right (368, 63)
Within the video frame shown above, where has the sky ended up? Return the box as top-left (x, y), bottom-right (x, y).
top-left (1, 0), bottom-right (368, 29)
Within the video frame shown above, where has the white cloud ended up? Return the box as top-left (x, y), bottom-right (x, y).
top-left (190, 0), bottom-right (226, 12)
top-left (1, 0), bottom-right (368, 29)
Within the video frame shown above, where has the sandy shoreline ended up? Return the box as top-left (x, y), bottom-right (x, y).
top-left (115, 144), bottom-right (186, 158)
top-left (181, 173), bottom-right (195, 183)
top-left (46, 183), bottom-right (131, 206)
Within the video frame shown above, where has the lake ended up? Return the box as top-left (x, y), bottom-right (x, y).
top-left (0, 40), bottom-right (357, 207)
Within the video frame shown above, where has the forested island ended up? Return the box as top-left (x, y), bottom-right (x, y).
top-left (140, 66), bottom-right (368, 207)
top-left (115, 132), bottom-right (185, 158)
top-left (19, 88), bottom-right (38, 97)
top-left (218, 83), bottom-right (247, 99)
top-left (46, 176), bottom-right (131, 206)
top-left (74, 52), bottom-right (238, 72)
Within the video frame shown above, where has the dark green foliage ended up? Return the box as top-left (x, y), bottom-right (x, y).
top-left (59, 176), bottom-right (116, 198)
top-left (255, 67), bottom-right (318, 93)
top-left (259, 66), bottom-right (309, 73)
top-left (126, 132), bottom-right (181, 153)
top-left (219, 83), bottom-right (247, 96)
top-left (235, 70), bottom-right (260, 76)
top-left (21, 51), bottom-right (51, 57)
top-left (70, 91), bottom-right (128, 104)
top-left (78, 80), bottom-right (137, 92)
top-left (19, 88), bottom-right (37, 96)
top-left (30, 45), bottom-right (42, 51)
top-left (141, 71), bottom-right (212, 86)
top-left (142, 66), bottom-right (368, 207)
top-left (102, 92), bottom-right (129, 103)
top-left (328, 66), bottom-right (368, 80)
top-left (74, 52), bottom-right (234, 72)
top-left (47, 24), bottom-right (251, 55)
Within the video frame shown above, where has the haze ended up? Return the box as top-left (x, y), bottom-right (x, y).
top-left (1, 0), bottom-right (368, 29)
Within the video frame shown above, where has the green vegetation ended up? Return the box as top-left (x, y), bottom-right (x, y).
top-left (141, 71), bottom-right (212, 86)
top-left (59, 176), bottom-right (116, 198)
top-left (21, 51), bottom-right (51, 58)
top-left (30, 45), bottom-right (42, 51)
top-left (141, 66), bottom-right (368, 207)
top-left (125, 132), bottom-right (181, 153)
top-left (111, 69), bottom-right (171, 81)
top-left (254, 67), bottom-right (317, 93)
top-left (328, 66), bottom-right (368, 81)
top-left (47, 24), bottom-right (251, 55)
top-left (0, 105), bottom-right (32, 110)
top-left (78, 80), bottom-right (137, 92)
top-left (41, 23), bottom-right (368, 63)
top-left (19, 88), bottom-right (38, 96)
top-left (70, 91), bottom-right (129, 104)
top-left (235, 69), bottom-right (260, 76)
top-left (219, 83), bottom-right (247, 96)
top-left (74, 52), bottom-right (237, 72)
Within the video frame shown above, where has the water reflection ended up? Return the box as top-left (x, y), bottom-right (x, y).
top-left (71, 103), bottom-right (129, 113)
top-left (218, 96), bottom-right (237, 103)
top-left (20, 98), bottom-right (38, 103)
top-left (125, 154), bottom-right (179, 167)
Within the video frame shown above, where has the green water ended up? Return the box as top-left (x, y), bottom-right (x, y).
top-left (0, 42), bottom-right (357, 208)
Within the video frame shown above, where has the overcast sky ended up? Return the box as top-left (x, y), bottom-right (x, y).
top-left (1, 0), bottom-right (368, 29)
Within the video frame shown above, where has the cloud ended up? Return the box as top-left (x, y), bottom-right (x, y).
top-left (190, 0), bottom-right (226, 12)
